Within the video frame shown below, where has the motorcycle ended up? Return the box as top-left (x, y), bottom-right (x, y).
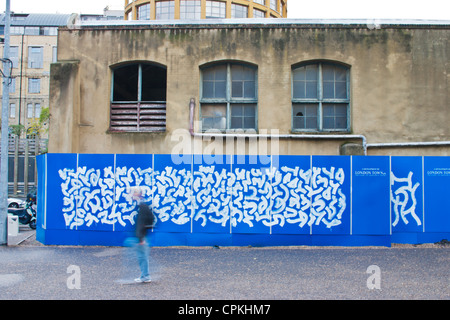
top-left (7, 189), bottom-right (37, 230)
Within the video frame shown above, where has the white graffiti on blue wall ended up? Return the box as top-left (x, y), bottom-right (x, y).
top-left (390, 171), bottom-right (422, 227)
top-left (58, 164), bottom-right (347, 231)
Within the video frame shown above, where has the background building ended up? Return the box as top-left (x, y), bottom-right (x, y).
top-left (0, 11), bottom-right (123, 195)
top-left (0, 10), bottom-right (123, 139)
top-left (125, 0), bottom-right (287, 20)
top-left (0, 13), bottom-right (72, 138)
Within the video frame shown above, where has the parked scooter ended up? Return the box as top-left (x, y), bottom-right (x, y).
top-left (7, 189), bottom-right (37, 230)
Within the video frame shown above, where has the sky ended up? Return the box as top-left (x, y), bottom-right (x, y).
top-left (0, 0), bottom-right (449, 20)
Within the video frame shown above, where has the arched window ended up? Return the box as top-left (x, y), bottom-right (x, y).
top-left (200, 62), bottom-right (257, 131)
top-left (110, 62), bottom-right (167, 132)
top-left (292, 62), bottom-right (350, 132)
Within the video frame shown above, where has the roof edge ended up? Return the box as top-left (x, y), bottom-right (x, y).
top-left (65, 18), bottom-right (450, 30)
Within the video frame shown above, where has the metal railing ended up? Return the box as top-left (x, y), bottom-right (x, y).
top-left (0, 136), bottom-right (48, 197)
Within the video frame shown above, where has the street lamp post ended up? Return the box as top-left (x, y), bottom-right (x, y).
top-left (0, 0), bottom-right (12, 245)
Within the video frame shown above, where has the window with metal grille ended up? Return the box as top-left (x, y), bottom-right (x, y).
top-left (201, 62), bottom-right (257, 131)
top-left (292, 62), bottom-right (350, 132)
top-left (110, 63), bottom-right (167, 133)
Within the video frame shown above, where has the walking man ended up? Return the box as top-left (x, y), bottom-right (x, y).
top-left (124, 186), bottom-right (155, 283)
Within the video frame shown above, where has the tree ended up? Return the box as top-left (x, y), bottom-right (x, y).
top-left (9, 124), bottom-right (24, 137)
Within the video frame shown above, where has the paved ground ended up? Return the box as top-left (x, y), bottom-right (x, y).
top-left (0, 229), bottom-right (449, 300)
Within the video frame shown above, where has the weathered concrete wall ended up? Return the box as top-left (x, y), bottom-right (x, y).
top-left (49, 24), bottom-right (450, 156)
top-left (49, 61), bottom-right (80, 153)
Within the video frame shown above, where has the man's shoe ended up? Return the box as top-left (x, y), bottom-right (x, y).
top-left (134, 277), bottom-right (152, 283)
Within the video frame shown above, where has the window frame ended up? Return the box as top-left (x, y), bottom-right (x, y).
top-left (28, 46), bottom-right (43, 69)
top-left (205, 0), bottom-right (226, 19)
top-left (200, 62), bottom-right (258, 132)
top-left (28, 78), bottom-right (41, 94)
top-left (291, 61), bottom-right (351, 133)
top-left (137, 3), bottom-right (151, 20)
top-left (109, 62), bottom-right (167, 133)
top-left (155, 0), bottom-right (175, 20)
top-left (180, 0), bottom-right (202, 19)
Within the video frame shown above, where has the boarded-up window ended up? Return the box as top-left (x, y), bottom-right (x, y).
top-left (110, 63), bottom-right (167, 133)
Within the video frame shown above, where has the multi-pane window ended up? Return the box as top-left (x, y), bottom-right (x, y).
top-left (27, 103), bottom-right (34, 119)
top-left (137, 4), bottom-right (151, 20)
top-left (206, 0), bottom-right (226, 18)
top-left (201, 63), bottom-right (257, 131)
top-left (27, 103), bottom-right (40, 119)
top-left (9, 77), bottom-right (16, 93)
top-left (28, 46), bottom-right (43, 69)
top-left (270, 0), bottom-right (277, 11)
top-left (52, 46), bottom-right (58, 63)
top-left (10, 26), bottom-right (25, 35)
top-left (292, 62), bottom-right (350, 132)
top-left (156, 0), bottom-right (175, 20)
top-left (35, 103), bottom-right (41, 118)
top-left (254, 0), bottom-right (265, 5)
top-left (180, 0), bottom-right (201, 19)
top-left (10, 103), bottom-right (16, 118)
top-left (253, 9), bottom-right (265, 18)
top-left (231, 4), bottom-right (248, 18)
top-left (28, 78), bottom-right (41, 94)
top-left (10, 46), bottom-right (19, 68)
top-left (110, 62), bottom-right (167, 132)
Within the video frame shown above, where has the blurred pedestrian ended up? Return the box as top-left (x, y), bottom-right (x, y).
top-left (123, 186), bottom-right (155, 283)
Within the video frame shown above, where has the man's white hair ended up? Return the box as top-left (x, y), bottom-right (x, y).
top-left (129, 186), bottom-right (143, 195)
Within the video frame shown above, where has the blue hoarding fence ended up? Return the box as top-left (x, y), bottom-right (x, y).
top-left (36, 154), bottom-right (450, 247)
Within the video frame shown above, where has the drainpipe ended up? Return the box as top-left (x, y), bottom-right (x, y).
top-left (367, 141), bottom-right (450, 149)
top-left (189, 98), bottom-right (368, 155)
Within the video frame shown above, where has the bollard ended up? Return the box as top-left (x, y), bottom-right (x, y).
top-left (7, 215), bottom-right (18, 237)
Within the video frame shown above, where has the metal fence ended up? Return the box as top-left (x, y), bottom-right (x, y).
top-left (0, 136), bottom-right (48, 197)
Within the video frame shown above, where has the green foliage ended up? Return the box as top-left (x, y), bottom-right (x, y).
top-left (9, 124), bottom-right (25, 136)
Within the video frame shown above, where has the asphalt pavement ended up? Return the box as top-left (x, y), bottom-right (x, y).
top-left (0, 230), bottom-right (449, 300)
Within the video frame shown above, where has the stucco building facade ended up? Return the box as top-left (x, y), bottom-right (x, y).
top-left (48, 20), bottom-right (450, 156)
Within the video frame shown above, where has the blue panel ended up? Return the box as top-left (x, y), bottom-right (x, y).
top-left (74, 154), bottom-right (115, 232)
top-left (46, 153), bottom-right (78, 230)
top-left (186, 232), bottom-right (233, 247)
top-left (351, 156), bottom-right (391, 235)
top-left (424, 157), bottom-right (450, 233)
top-left (192, 154), bottom-right (231, 233)
top-left (37, 153), bottom-right (450, 247)
top-left (310, 156), bottom-right (351, 235)
top-left (153, 154), bottom-right (193, 233)
top-left (271, 155), bottom-right (311, 235)
top-left (230, 155), bottom-right (271, 234)
top-left (150, 232), bottom-right (190, 246)
top-left (311, 235), bottom-right (391, 247)
top-left (36, 154), bottom-right (47, 231)
top-left (114, 154), bottom-right (153, 232)
top-left (390, 156), bottom-right (423, 233)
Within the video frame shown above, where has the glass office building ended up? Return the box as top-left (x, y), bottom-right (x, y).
top-left (125, 0), bottom-right (287, 20)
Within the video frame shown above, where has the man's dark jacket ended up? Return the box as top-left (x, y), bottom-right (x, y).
top-left (135, 202), bottom-right (155, 242)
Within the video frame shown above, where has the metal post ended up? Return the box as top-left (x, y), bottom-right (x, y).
top-left (0, 0), bottom-right (12, 245)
